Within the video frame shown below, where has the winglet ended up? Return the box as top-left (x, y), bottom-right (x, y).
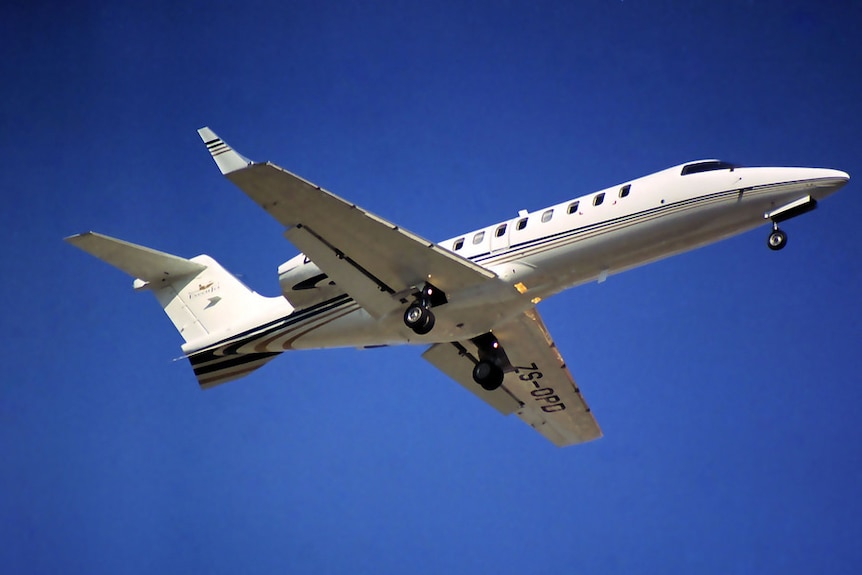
top-left (197, 127), bottom-right (253, 175)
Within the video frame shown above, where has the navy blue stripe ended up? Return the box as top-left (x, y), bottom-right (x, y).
top-left (193, 352), bottom-right (280, 376)
top-left (190, 294), bottom-right (354, 363)
top-left (468, 184), bottom-right (763, 265)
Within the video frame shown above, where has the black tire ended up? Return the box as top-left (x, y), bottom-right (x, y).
top-left (404, 304), bottom-right (435, 335)
top-left (404, 304), bottom-right (428, 329)
top-left (472, 360), bottom-right (504, 391)
top-left (413, 309), bottom-right (436, 335)
top-left (767, 229), bottom-right (787, 251)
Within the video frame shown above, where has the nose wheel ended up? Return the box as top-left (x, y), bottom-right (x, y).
top-left (767, 223), bottom-right (787, 251)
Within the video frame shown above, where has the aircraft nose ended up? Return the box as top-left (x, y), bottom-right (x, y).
top-left (805, 167), bottom-right (850, 195)
top-left (821, 168), bottom-right (850, 182)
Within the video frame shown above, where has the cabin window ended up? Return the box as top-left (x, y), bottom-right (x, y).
top-left (453, 238), bottom-right (464, 251)
top-left (472, 231), bottom-right (485, 244)
top-left (495, 224), bottom-right (507, 237)
top-left (593, 193), bottom-right (605, 206)
top-left (541, 209), bottom-right (554, 223)
top-left (619, 184), bottom-right (631, 198)
top-left (516, 218), bottom-right (528, 230)
top-left (681, 160), bottom-right (738, 175)
top-left (567, 201), bottom-right (580, 214)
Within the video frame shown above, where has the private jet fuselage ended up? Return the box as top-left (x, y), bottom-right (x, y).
top-left (274, 161), bottom-right (849, 349)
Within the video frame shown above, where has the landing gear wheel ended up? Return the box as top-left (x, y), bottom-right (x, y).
top-left (413, 309), bottom-right (435, 335)
top-left (767, 228), bottom-right (787, 251)
top-left (404, 303), bottom-right (435, 335)
top-left (404, 304), bottom-right (426, 328)
top-left (472, 360), bottom-right (504, 391)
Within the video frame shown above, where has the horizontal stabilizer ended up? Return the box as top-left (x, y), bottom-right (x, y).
top-left (66, 230), bottom-right (294, 349)
top-left (65, 232), bottom-right (206, 287)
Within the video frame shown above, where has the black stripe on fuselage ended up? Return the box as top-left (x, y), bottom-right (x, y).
top-left (192, 351), bottom-right (281, 376)
top-left (189, 294), bottom-right (354, 365)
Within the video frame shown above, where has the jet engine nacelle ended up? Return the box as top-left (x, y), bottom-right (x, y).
top-left (277, 253), bottom-right (344, 310)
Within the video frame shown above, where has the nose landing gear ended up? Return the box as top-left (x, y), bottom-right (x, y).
top-left (767, 223), bottom-right (788, 251)
top-left (763, 195), bottom-right (817, 252)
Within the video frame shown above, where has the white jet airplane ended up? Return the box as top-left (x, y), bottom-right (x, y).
top-left (66, 128), bottom-right (850, 446)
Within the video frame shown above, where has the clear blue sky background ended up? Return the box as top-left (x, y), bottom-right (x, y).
top-left (2, 1), bottom-right (861, 573)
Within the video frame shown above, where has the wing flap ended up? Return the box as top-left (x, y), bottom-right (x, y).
top-left (284, 225), bottom-right (400, 317)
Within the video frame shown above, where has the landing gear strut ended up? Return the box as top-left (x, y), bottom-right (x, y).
top-left (767, 223), bottom-right (787, 251)
top-left (764, 195), bottom-right (817, 252)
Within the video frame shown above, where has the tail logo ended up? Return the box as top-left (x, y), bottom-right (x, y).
top-left (189, 281), bottom-right (220, 299)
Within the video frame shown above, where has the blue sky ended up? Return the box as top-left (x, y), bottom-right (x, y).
top-left (2, 1), bottom-right (861, 573)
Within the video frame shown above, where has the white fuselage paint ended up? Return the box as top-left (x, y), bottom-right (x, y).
top-left (185, 162), bottom-right (849, 357)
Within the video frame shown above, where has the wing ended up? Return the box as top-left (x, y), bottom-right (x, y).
top-left (423, 308), bottom-right (602, 447)
top-left (199, 128), bottom-right (495, 318)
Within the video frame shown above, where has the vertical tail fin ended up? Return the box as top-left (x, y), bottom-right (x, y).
top-left (65, 232), bottom-right (294, 387)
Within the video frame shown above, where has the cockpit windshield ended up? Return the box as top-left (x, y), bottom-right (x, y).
top-left (681, 160), bottom-right (738, 176)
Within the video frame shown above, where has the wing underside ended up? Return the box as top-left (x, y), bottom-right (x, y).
top-left (198, 128), bottom-right (495, 318)
top-left (424, 308), bottom-right (602, 447)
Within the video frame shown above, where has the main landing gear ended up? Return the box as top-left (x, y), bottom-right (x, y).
top-left (472, 360), bottom-right (504, 391)
top-left (400, 283), bottom-right (507, 392)
top-left (403, 282), bottom-right (446, 335)
top-left (469, 333), bottom-right (508, 391)
top-left (404, 301), bottom-right (435, 335)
